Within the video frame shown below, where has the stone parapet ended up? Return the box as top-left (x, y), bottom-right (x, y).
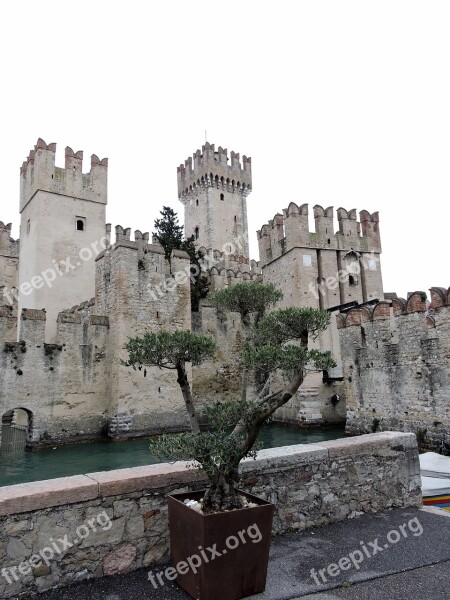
top-left (0, 433), bottom-right (421, 598)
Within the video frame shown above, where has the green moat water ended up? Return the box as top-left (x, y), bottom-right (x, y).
top-left (0, 423), bottom-right (345, 487)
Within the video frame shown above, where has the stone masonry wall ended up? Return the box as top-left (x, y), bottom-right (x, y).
top-left (0, 227), bottom-right (195, 447)
top-left (0, 432), bottom-right (420, 598)
top-left (0, 222), bottom-right (19, 339)
top-left (338, 288), bottom-right (450, 447)
top-left (0, 309), bottom-right (110, 447)
top-left (95, 230), bottom-right (193, 438)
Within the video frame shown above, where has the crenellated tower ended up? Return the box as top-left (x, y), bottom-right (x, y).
top-left (18, 139), bottom-right (108, 340)
top-left (177, 142), bottom-right (252, 259)
top-left (257, 203), bottom-right (384, 384)
top-left (257, 203), bottom-right (383, 309)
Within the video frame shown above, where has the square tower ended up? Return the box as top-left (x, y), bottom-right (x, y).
top-left (177, 143), bottom-right (252, 258)
top-left (18, 139), bottom-right (108, 340)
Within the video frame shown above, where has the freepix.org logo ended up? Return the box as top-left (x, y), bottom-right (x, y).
top-left (310, 516), bottom-right (424, 585)
top-left (1, 511), bottom-right (112, 585)
top-left (1, 235), bottom-right (110, 306)
top-left (148, 522), bottom-right (262, 589)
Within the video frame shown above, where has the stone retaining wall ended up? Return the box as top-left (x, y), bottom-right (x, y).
top-left (0, 432), bottom-right (421, 598)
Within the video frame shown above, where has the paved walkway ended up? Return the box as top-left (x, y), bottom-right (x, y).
top-left (35, 507), bottom-right (450, 600)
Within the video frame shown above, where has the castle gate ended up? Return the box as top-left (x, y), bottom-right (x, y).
top-left (1, 408), bottom-right (32, 453)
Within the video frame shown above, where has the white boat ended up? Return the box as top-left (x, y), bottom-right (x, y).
top-left (419, 452), bottom-right (450, 511)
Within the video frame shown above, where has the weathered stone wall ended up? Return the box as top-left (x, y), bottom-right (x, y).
top-left (95, 230), bottom-right (193, 438)
top-left (0, 309), bottom-right (110, 447)
top-left (273, 372), bottom-right (347, 426)
top-left (192, 302), bottom-right (245, 410)
top-left (0, 227), bottom-right (195, 447)
top-left (0, 222), bottom-right (19, 340)
top-left (0, 432), bottom-right (421, 598)
top-left (338, 288), bottom-right (450, 447)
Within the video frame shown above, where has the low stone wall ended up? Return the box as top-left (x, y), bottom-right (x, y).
top-left (0, 432), bottom-right (421, 598)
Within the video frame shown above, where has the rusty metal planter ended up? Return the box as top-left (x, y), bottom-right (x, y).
top-left (168, 489), bottom-right (274, 600)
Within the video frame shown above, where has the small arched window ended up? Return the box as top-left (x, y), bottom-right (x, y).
top-left (76, 218), bottom-right (85, 231)
top-left (220, 193), bottom-right (224, 201)
top-left (194, 227), bottom-right (199, 240)
top-left (196, 198), bottom-right (199, 206)
top-left (349, 274), bottom-right (358, 287)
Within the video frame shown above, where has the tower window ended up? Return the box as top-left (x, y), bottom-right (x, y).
top-left (349, 274), bottom-right (358, 287)
top-left (220, 193), bottom-right (224, 201)
top-left (196, 199), bottom-right (199, 206)
top-left (194, 227), bottom-right (199, 240)
top-left (76, 217), bottom-right (86, 231)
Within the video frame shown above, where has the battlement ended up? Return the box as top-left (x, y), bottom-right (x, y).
top-left (257, 203), bottom-right (381, 267)
top-left (335, 288), bottom-right (448, 329)
top-left (0, 307), bottom-right (109, 348)
top-left (207, 266), bottom-right (261, 292)
top-left (0, 221), bottom-right (19, 257)
top-left (20, 138), bottom-right (108, 211)
top-left (429, 286), bottom-right (450, 309)
top-left (339, 287), bottom-right (450, 443)
top-left (95, 226), bottom-right (190, 313)
top-left (177, 142), bottom-right (252, 199)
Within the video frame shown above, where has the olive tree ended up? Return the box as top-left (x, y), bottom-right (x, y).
top-left (124, 284), bottom-right (335, 512)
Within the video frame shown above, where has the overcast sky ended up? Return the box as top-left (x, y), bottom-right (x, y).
top-left (1, 1), bottom-right (449, 299)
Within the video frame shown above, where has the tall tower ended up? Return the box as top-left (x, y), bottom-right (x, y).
top-left (18, 139), bottom-right (108, 340)
top-left (177, 143), bottom-right (252, 258)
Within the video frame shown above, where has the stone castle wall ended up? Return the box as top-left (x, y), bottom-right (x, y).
top-left (0, 433), bottom-right (420, 598)
top-left (0, 308), bottom-right (110, 447)
top-left (337, 288), bottom-right (450, 447)
top-left (95, 228), bottom-right (193, 438)
top-left (0, 222), bottom-right (19, 325)
top-left (0, 225), bottom-right (196, 447)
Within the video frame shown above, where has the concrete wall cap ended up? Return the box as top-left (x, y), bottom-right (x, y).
top-left (0, 475), bottom-right (98, 517)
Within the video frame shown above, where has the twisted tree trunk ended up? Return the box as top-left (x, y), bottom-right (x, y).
top-left (203, 467), bottom-right (242, 513)
top-left (176, 361), bottom-right (200, 435)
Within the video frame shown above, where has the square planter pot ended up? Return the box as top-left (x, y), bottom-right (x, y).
top-left (168, 489), bottom-right (274, 600)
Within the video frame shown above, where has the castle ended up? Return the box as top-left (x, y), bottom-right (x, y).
top-left (0, 139), bottom-right (448, 450)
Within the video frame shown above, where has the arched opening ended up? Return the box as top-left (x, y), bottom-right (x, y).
top-left (194, 227), bottom-right (199, 240)
top-left (220, 193), bottom-right (224, 201)
top-left (1, 408), bottom-right (33, 453)
top-left (76, 219), bottom-right (85, 231)
top-left (349, 274), bottom-right (358, 287)
top-left (196, 198), bottom-right (199, 206)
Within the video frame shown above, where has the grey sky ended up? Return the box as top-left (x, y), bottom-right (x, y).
top-left (1, 1), bottom-right (449, 298)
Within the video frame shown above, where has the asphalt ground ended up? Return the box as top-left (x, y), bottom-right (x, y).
top-left (33, 507), bottom-right (450, 600)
